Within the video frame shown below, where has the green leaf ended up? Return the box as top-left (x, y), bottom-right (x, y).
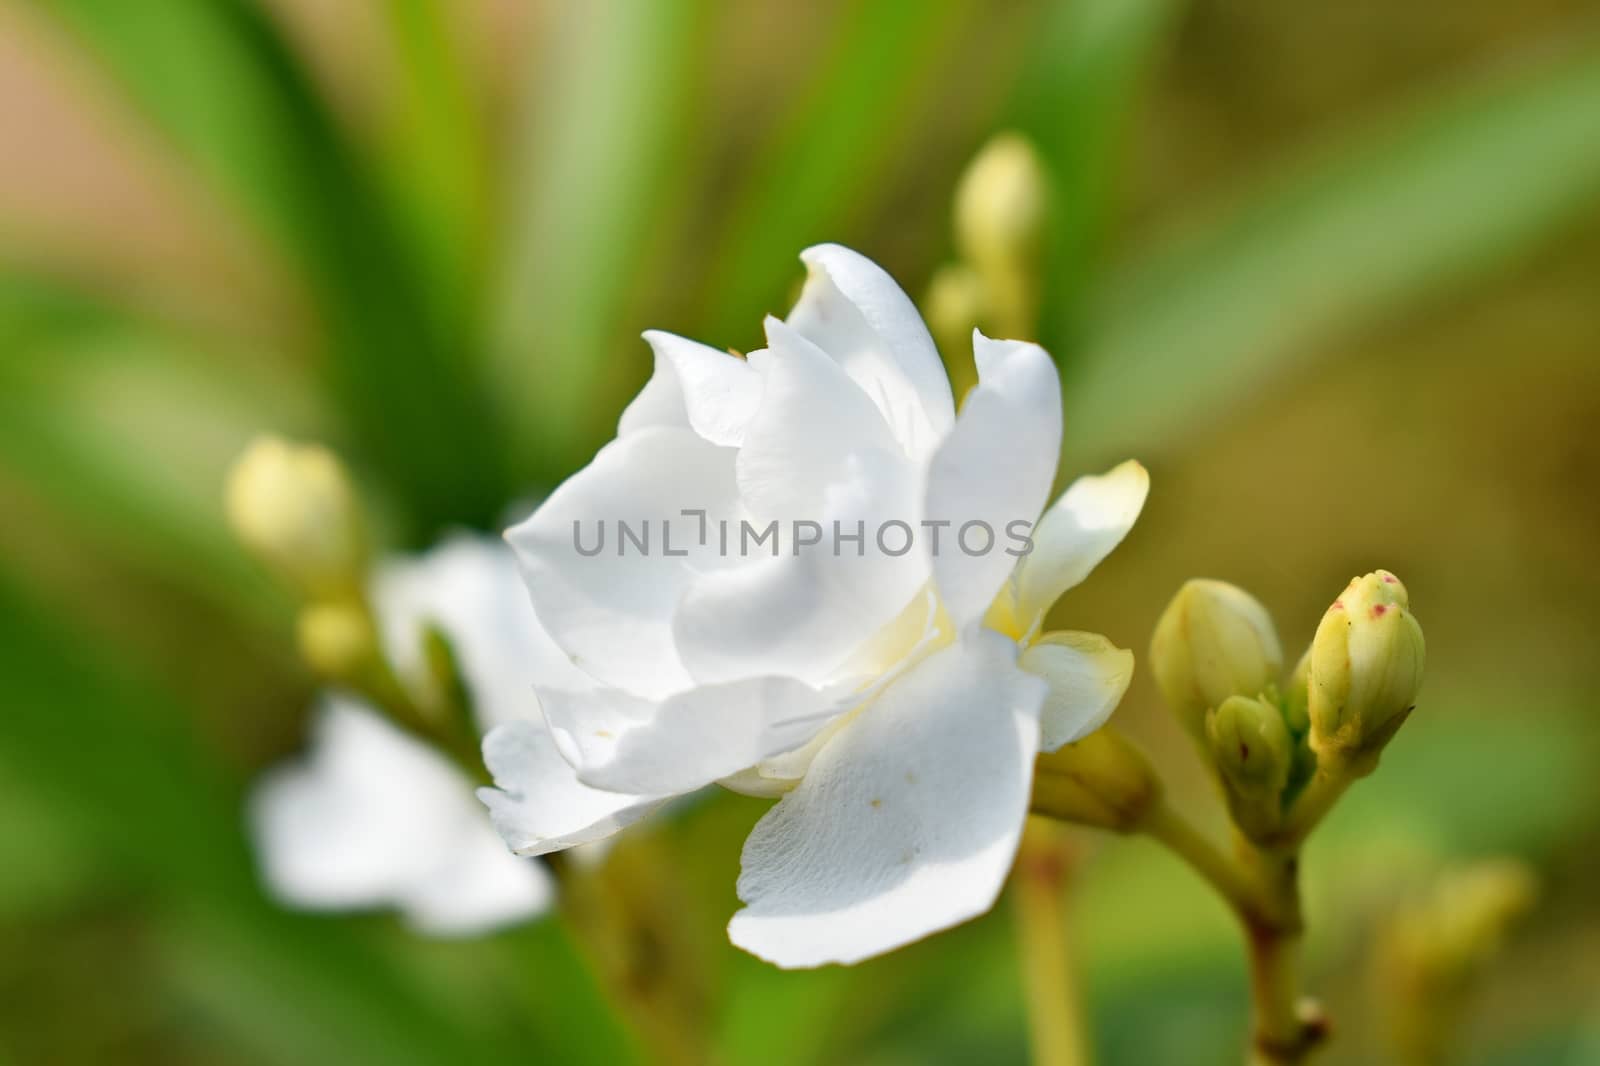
top-left (0, 273), bottom-right (310, 627)
top-left (0, 573), bottom-right (510, 1065)
top-left (1061, 38), bottom-right (1600, 461)
top-left (696, 0), bottom-right (977, 350)
top-left (32, 0), bottom-right (510, 535)
top-left (378, 0), bottom-right (489, 349)
top-left (489, 0), bottom-right (711, 479)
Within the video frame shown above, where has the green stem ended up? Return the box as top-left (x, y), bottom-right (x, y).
top-left (549, 845), bottom-right (714, 1066)
top-left (1140, 805), bottom-right (1325, 1064)
top-left (1275, 762), bottom-right (1356, 850)
top-left (1236, 840), bottom-right (1325, 1066)
top-left (1245, 921), bottom-right (1307, 1066)
top-left (1013, 824), bottom-right (1092, 1066)
top-left (1139, 801), bottom-right (1262, 920)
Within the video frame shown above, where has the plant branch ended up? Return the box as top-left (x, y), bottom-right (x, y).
top-left (1275, 761), bottom-right (1357, 850)
top-left (1013, 823), bottom-right (1092, 1066)
top-left (1141, 802), bottom-right (1327, 1064)
top-left (1138, 801), bottom-right (1263, 921)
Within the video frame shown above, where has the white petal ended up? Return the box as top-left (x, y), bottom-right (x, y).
top-left (372, 535), bottom-right (553, 734)
top-left (1019, 631), bottom-right (1135, 751)
top-left (619, 331), bottom-right (762, 447)
top-left (727, 631), bottom-right (1047, 968)
top-left (1015, 460), bottom-right (1149, 626)
top-left (251, 701), bottom-right (440, 909)
top-left (251, 697), bottom-right (549, 935)
top-left (664, 318), bottom-right (925, 685)
top-left (736, 316), bottom-right (912, 522)
top-left (718, 588), bottom-right (950, 797)
top-left (479, 719), bottom-right (660, 856)
top-left (674, 456), bottom-right (927, 688)
top-left (925, 332), bottom-right (1061, 629)
top-left (505, 425), bottom-right (743, 700)
top-left (546, 676), bottom-right (842, 796)
top-left (395, 819), bottom-right (555, 936)
top-left (785, 243), bottom-right (954, 459)
top-left (616, 345), bottom-right (686, 434)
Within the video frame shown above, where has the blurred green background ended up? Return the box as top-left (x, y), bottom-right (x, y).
top-left (2, 1), bottom-right (1598, 1063)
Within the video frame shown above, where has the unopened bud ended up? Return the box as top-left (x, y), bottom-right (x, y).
top-left (1431, 861), bottom-right (1539, 965)
top-left (925, 263), bottom-right (986, 345)
top-left (954, 132), bottom-right (1049, 275)
top-left (1208, 694), bottom-right (1293, 804)
top-left (1309, 570), bottom-right (1425, 759)
top-left (1150, 579), bottom-right (1284, 739)
top-left (295, 602), bottom-right (375, 682)
top-left (923, 262), bottom-right (986, 399)
top-left (1382, 859), bottom-right (1538, 1065)
top-left (1033, 728), bottom-right (1161, 832)
top-left (225, 436), bottom-right (364, 596)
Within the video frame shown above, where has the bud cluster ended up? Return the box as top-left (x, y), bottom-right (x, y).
top-left (1149, 572), bottom-right (1425, 843)
top-left (224, 436), bottom-right (474, 758)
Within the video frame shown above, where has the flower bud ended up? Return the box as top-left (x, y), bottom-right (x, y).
top-left (1033, 727), bottom-right (1161, 832)
top-left (295, 602), bottom-right (376, 682)
top-left (923, 262), bottom-right (986, 399)
top-left (925, 263), bottom-right (986, 347)
top-left (1150, 579), bottom-right (1284, 739)
top-left (1207, 694), bottom-right (1293, 804)
top-left (1381, 860), bottom-right (1538, 1065)
top-left (954, 132), bottom-right (1050, 274)
top-left (1308, 570), bottom-right (1425, 759)
top-left (225, 436), bottom-right (364, 596)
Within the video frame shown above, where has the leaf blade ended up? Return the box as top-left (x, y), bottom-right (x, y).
top-left (1062, 38), bottom-right (1600, 460)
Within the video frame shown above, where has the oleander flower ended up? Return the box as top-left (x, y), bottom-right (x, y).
top-left (481, 244), bottom-right (1147, 966)
top-left (251, 537), bottom-right (554, 936)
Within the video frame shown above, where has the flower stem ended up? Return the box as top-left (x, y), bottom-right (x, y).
top-left (1275, 764), bottom-right (1355, 850)
top-left (1013, 822), bottom-right (1091, 1066)
top-left (1245, 921), bottom-right (1306, 1065)
top-left (1138, 802), bottom-right (1262, 920)
top-left (1139, 804), bottom-right (1327, 1064)
top-left (1236, 840), bottom-right (1327, 1066)
top-left (548, 844), bottom-right (715, 1066)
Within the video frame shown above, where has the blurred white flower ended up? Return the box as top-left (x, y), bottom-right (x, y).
top-left (251, 537), bottom-right (555, 936)
top-left (481, 244), bottom-right (1147, 966)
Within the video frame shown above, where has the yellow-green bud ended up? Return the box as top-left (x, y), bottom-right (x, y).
top-left (1429, 860), bottom-right (1539, 967)
top-left (1033, 728), bottom-right (1162, 832)
top-left (1382, 859), bottom-right (1538, 1065)
top-left (225, 436), bottom-right (364, 596)
top-left (923, 262), bottom-right (986, 399)
top-left (925, 263), bottom-right (986, 345)
top-left (1308, 570), bottom-right (1425, 759)
top-left (1207, 694), bottom-right (1293, 804)
top-left (1150, 579), bottom-right (1284, 739)
top-left (295, 602), bottom-right (376, 681)
top-left (954, 132), bottom-right (1049, 274)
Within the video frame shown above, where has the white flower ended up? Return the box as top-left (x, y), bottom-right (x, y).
top-left (481, 244), bottom-right (1148, 966)
top-left (250, 537), bottom-right (555, 936)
